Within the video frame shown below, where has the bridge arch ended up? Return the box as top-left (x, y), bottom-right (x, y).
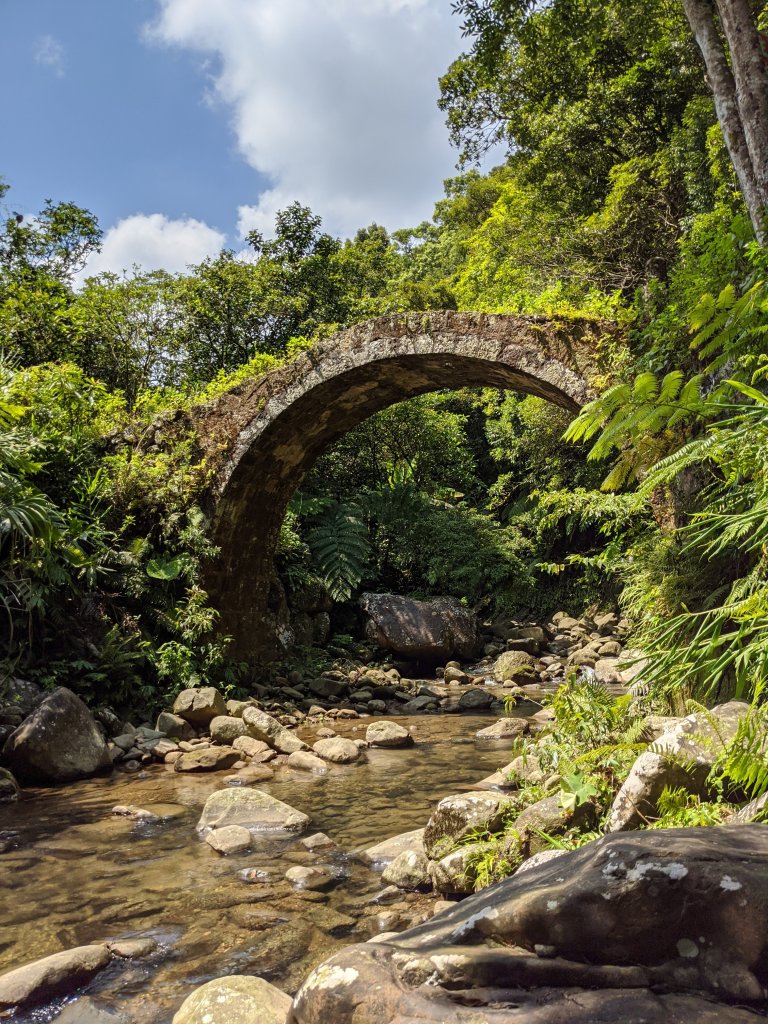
top-left (191, 311), bottom-right (605, 658)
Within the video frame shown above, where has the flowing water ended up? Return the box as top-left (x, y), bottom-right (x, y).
top-left (0, 710), bottom-right (531, 1023)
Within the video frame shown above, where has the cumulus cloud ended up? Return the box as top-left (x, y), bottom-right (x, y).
top-left (79, 213), bottom-right (225, 281)
top-left (147, 0), bottom-right (466, 237)
top-left (35, 34), bottom-right (65, 77)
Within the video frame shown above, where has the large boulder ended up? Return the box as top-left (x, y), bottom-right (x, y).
top-left (1, 688), bottom-right (111, 784)
top-left (198, 788), bottom-right (309, 833)
top-left (366, 721), bottom-right (413, 748)
top-left (457, 687), bottom-right (493, 711)
top-left (173, 975), bottom-right (292, 1024)
top-left (423, 792), bottom-right (507, 860)
top-left (360, 593), bottom-right (480, 661)
top-left (289, 826), bottom-right (768, 1024)
top-left (209, 716), bottom-right (249, 745)
top-left (607, 700), bottom-right (750, 831)
top-left (242, 706), bottom-right (309, 755)
top-left (172, 687), bottom-right (227, 727)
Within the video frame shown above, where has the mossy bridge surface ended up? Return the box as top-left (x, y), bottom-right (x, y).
top-left (185, 311), bottom-right (609, 657)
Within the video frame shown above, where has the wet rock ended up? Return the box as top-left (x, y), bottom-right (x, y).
top-left (209, 715), bottom-right (249, 744)
top-left (423, 792), bottom-right (507, 859)
top-left (457, 688), bottom-right (493, 711)
top-left (1, 688), bottom-right (111, 784)
top-left (301, 832), bottom-right (336, 852)
top-left (475, 717), bottom-right (528, 740)
top-left (0, 943), bottom-right (112, 1011)
top-left (206, 825), bottom-right (252, 855)
top-left (365, 721), bottom-right (413, 748)
top-left (312, 738), bottom-right (360, 764)
top-left (0, 767), bottom-right (19, 801)
top-left (242, 706), bottom-right (309, 755)
top-left (198, 788), bottom-right (309, 833)
top-left (174, 746), bottom-right (240, 773)
top-left (55, 995), bottom-right (126, 1022)
top-left (360, 593), bottom-right (480, 661)
top-left (285, 865), bottom-right (335, 890)
top-left (224, 764), bottom-right (275, 785)
top-left (107, 937), bottom-right (158, 958)
top-left (381, 850), bottom-right (431, 891)
top-left (287, 750), bottom-right (329, 773)
top-left (400, 696), bottom-right (437, 714)
top-left (172, 687), bottom-right (227, 727)
top-left (607, 700), bottom-right (750, 831)
top-left (359, 829), bottom-right (425, 868)
top-left (290, 825), bottom-right (768, 1024)
top-left (171, 974), bottom-right (292, 1024)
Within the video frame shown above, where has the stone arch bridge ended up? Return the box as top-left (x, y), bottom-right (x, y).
top-left (188, 311), bottom-right (609, 658)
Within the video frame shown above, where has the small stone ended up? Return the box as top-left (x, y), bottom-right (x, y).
top-left (475, 718), bottom-right (528, 740)
top-left (173, 747), bottom-right (240, 773)
top-left (285, 865), bottom-right (335, 890)
top-left (107, 937), bottom-right (158, 959)
top-left (301, 832), bottom-right (336, 852)
top-left (312, 737), bottom-right (360, 763)
top-left (366, 721), bottom-right (414, 748)
top-left (287, 750), bottom-right (329, 773)
top-left (205, 825), bottom-right (252, 855)
top-left (232, 735), bottom-right (271, 758)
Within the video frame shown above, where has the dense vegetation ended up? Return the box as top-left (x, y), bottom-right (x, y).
top-left (3, 0), bottom-right (768, 717)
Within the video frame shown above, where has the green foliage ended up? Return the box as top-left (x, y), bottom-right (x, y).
top-left (306, 501), bottom-right (371, 602)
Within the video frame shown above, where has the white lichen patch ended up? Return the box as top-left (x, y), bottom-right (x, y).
top-left (451, 905), bottom-right (499, 939)
top-left (303, 964), bottom-right (360, 992)
top-left (546, 899), bottom-right (559, 910)
top-left (719, 875), bottom-right (742, 891)
top-left (625, 860), bottom-right (689, 882)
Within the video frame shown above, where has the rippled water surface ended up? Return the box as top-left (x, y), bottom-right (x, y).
top-left (0, 711), bottom-right (529, 1023)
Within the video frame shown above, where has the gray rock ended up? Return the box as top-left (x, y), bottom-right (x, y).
top-left (1, 688), bottom-right (111, 784)
top-left (358, 828), bottom-right (425, 868)
top-left (475, 718), bottom-right (528, 740)
top-left (381, 849), bottom-right (431, 891)
top-left (443, 666), bottom-right (470, 684)
top-left (493, 650), bottom-right (537, 684)
top-left (514, 847), bottom-right (570, 875)
top-left (360, 593), bottom-right (480, 661)
top-left (312, 738), bottom-right (360, 764)
top-left (171, 975), bottom-right (292, 1024)
top-left (291, 825), bottom-right (768, 1024)
top-left (242, 706), bottom-right (309, 754)
top-left (205, 825), bottom-right (252, 855)
top-left (428, 844), bottom-right (483, 895)
top-left (172, 687), bottom-right (227, 727)
top-left (606, 700), bottom-right (750, 831)
top-left (0, 943), bottom-right (112, 1011)
top-left (423, 792), bottom-right (507, 859)
top-left (457, 688), bottom-right (493, 710)
top-left (232, 735), bottom-right (272, 758)
top-left (287, 750), bottom-right (329, 773)
top-left (0, 767), bottom-right (19, 801)
top-left (365, 721), bottom-right (413, 748)
top-left (198, 788), bottom-right (309, 833)
top-left (156, 711), bottom-right (195, 739)
top-left (309, 677), bottom-right (349, 699)
top-left (209, 715), bottom-right (248, 745)
top-left (174, 746), bottom-right (240, 773)
top-left (285, 865), bottom-right (335, 890)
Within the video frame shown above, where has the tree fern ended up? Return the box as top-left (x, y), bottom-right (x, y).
top-left (307, 500), bottom-right (371, 601)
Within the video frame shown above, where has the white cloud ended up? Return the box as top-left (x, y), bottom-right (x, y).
top-left (79, 213), bottom-right (225, 281)
top-left (35, 34), bottom-right (65, 77)
top-left (147, 0), bottom-right (466, 237)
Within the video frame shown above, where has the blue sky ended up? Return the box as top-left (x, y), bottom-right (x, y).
top-left (1, 0), bottom-right (473, 277)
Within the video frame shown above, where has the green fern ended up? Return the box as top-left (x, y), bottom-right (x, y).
top-left (306, 500), bottom-right (371, 602)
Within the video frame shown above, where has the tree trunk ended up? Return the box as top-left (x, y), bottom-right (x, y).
top-left (681, 0), bottom-right (767, 241)
top-left (715, 0), bottom-right (768, 207)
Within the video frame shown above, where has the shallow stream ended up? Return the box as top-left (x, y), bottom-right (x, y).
top-left (0, 710), bottom-right (530, 1023)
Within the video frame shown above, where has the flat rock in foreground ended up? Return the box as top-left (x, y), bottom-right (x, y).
top-left (198, 788), bottom-right (309, 833)
top-left (290, 825), bottom-right (768, 1023)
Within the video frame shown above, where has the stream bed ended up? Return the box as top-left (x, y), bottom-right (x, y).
top-left (0, 710), bottom-right (528, 1023)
